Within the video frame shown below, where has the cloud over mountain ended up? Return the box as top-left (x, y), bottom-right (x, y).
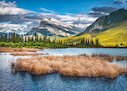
top-left (114, 0), bottom-right (127, 6)
top-left (114, 0), bottom-right (122, 4)
top-left (0, 1), bottom-right (40, 34)
top-left (89, 7), bottom-right (118, 17)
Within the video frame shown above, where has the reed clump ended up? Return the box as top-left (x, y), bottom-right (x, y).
top-left (116, 56), bottom-right (126, 61)
top-left (11, 52), bottom-right (46, 56)
top-left (91, 54), bottom-right (127, 61)
top-left (0, 47), bottom-right (42, 52)
top-left (12, 55), bottom-right (127, 78)
top-left (91, 54), bottom-right (113, 62)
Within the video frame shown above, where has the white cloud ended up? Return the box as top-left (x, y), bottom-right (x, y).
top-left (89, 7), bottom-right (118, 17)
top-left (114, 0), bottom-right (127, 7)
top-left (0, 23), bottom-right (25, 33)
top-left (0, 1), bottom-right (40, 34)
top-left (0, 21), bottom-right (40, 34)
top-left (0, 1), bottom-right (34, 15)
top-left (40, 8), bottom-right (55, 13)
top-left (40, 13), bottom-right (97, 24)
top-left (118, 0), bottom-right (127, 4)
top-left (39, 13), bottom-right (97, 30)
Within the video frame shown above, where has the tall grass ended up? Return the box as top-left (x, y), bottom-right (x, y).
top-left (11, 52), bottom-right (45, 56)
top-left (0, 47), bottom-right (42, 52)
top-left (12, 55), bottom-right (127, 78)
top-left (116, 56), bottom-right (126, 61)
top-left (91, 54), bottom-right (127, 61)
top-left (91, 54), bottom-right (113, 62)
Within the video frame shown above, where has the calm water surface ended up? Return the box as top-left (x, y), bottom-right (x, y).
top-left (38, 48), bottom-right (127, 56)
top-left (0, 48), bottom-right (127, 91)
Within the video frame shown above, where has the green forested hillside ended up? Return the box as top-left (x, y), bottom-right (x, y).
top-left (60, 9), bottom-right (127, 47)
top-left (60, 21), bottom-right (127, 47)
top-left (94, 21), bottom-right (127, 47)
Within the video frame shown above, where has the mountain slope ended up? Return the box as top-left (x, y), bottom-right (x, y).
top-left (94, 21), bottom-right (127, 46)
top-left (27, 18), bottom-right (80, 37)
top-left (61, 33), bottom-right (91, 43)
top-left (61, 9), bottom-right (127, 47)
top-left (79, 9), bottom-right (127, 36)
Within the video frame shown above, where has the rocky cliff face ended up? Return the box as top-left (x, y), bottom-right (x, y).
top-left (27, 18), bottom-right (80, 37)
top-left (80, 9), bottom-right (127, 36)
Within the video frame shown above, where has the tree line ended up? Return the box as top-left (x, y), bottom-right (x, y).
top-left (0, 33), bottom-right (52, 43)
top-left (0, 33), bottom-right (101, 47)
top-left (0, 33), bottom-right (23, 43)
top-left (79, 38), bottom-right (100, 47)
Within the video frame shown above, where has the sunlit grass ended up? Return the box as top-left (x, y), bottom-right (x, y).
top-left (12, 55), bottom-right (127, 78)
top-left (94, 21), bottom-right (127, 47)
top-left (59, 33), bottom-right (91, 43)
top-left (11, 52), bottom-right (45, 56)
top-left (0, 47), bottom-right (42, 52)
top-left (59, 21), bottom-right (127, 47)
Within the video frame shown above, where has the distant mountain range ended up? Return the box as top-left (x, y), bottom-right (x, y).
top-left (62, 9), bottom-right (127, 47)
top-left (27, 18), bottom-right (83, 37)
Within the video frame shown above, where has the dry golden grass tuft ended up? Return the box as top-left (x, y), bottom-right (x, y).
top-left (0, 47), bottom-right (42, 52)
top-left (12, 55), bottom-right (127, 78)
top-left (11, 52), bottom-right (46, 56)
top-left (91, 54), bottom-right (113, 62)
top-left (116, 56), bottom-right (126, 61)
top-left (91, 54), bottom-right (127, 62)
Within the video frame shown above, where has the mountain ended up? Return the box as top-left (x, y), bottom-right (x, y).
top-left (27, 18), bottom-right (81, 37)
top-left (79, 8), bottom-right (127, 36)
top-left (61, 9), bottom-right (127, 47)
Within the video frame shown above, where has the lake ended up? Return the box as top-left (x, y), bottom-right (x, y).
top-left (37, 48), bottom-right (127, 56)
top-left (0, 48), bottom-right (127, 91)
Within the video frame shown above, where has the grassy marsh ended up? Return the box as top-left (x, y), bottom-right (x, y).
top-left (0, 47), bottom-right (42, 52)
top-left (11, 52), bottom-right (46, 56)
top-left (12, 55), bottom-right (127, 78)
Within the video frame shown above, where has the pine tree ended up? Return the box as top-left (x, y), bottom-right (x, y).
top-left (12, 33), bottom-right (16, 43)
top-left (81, 38), bottom-right (85, 45)
top-left (91, 39), bottom-right (94, 46)
top-left (0, 34), bottom-right (3, 42)
top-left (95, 38), bottom-right (99, 47)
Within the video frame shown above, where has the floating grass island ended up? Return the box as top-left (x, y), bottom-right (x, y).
top-left (12, 54), bottom-right (127, 78)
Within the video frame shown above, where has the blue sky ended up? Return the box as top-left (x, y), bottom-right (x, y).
top-left (4, 0), bottom-right (119, 14)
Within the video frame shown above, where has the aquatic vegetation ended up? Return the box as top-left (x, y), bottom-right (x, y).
top-left (0, 47), bottom-right (42, 52)
top-left (91, 54), bottom-right (113, 62)
top-left (11, 52), bottom-right (46, 56)
top-left (12, 55), bottom-right (127, 78)
top-left (116, 56), bottom-right (126, 61)
top-left (91, 54), bottom-right (127, 62)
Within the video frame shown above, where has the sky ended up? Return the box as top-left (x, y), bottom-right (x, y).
top-left (0, 0), bottom-right (127, 34)
top-left (4, 0), bottom-right (121, 14)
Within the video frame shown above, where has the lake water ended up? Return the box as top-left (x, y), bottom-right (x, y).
top-left (38, 48), bottom-right (127, 56)
top-left (0, 48), bottom-right (127, 91)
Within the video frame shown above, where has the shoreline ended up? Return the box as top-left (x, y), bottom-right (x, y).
top-left (0, 47), bottom-right (127, 52)
top-left (0, 47), bottom-right (43, 52)
top-left (0, 47), bottom-right (127, 53)
top-left (10, 52), bottom-right (48, 56)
